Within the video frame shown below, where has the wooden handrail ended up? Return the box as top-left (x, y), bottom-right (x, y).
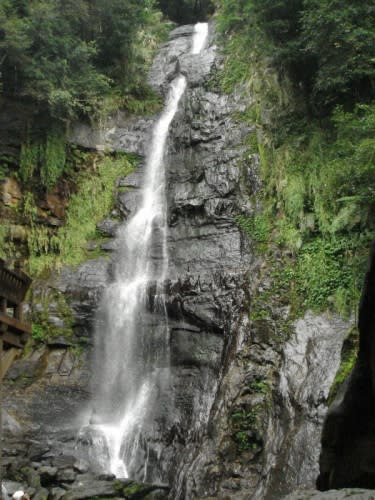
top-left (0, 260), bottom-right (32, 383)
top-left (0, 310), bottom-right (31, 349)
top-left (0, 259), bottom-right (32, 305)
top-left (0, 312), bottom-right (31, 336)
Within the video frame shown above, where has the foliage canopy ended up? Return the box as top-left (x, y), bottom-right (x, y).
top-left (0, 0), bottom-right (168, 120)
top-left (216, 0), bottom-right (375, 112)
top-left (157, 0), bottom-right (214, 24)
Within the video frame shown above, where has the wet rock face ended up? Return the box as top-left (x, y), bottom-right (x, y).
top-left (170, 308), bottom-right (349, 500)
top-left (2, 443), bottom-right (169, 500)
top-left (119, 23), bottom-right (258, 487)
top-left (317, 242), bottom-right (375, 491)
top-left (263, 314), bottom-right (348, 498)
top-left (3, 22), bottom-right (257, 495)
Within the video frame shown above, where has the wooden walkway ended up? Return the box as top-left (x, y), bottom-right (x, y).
top-left (0, 259), bottom-right (32, 380)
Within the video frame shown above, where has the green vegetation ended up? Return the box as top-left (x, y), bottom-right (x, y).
top-left (0, 224), bottom-right (17, 260)
top-left (31, 287), bottom-right (74, 340)
top-left (0, 150), bottom-right (135, 276)
top-left (231, 407), bottom-right (262, 452)
top-left (19, 126), bottom-right (68, 189)
top-left (0, 0), bottom-right (171, 192)
top-left (216, 0), bottom-right (375, 316)
top-left (250, 379), bottom-right (268, 395)
top-left (19, 139), bottom-right (40, 185)
top-left (215, 0), bottom-right (375, 113)
top-left (0, 0), bottom-right (219, 196)
top-left (0, 0), bottom-right (170, 120)
top-left (265, 237), bottom-right (367, 316)
top-left (31, 322), bottom-right (45, 342)
top-left (113, 479), bottom-right (160, 498)
top-left (329, 327), bottom-right (359, 402)
top-left (235, 214), bottom-right (270, 252)
top-left (26, 153), bottom-right (134, 276)
top-left (230, 383), bottom-right (270, 454)
top-left (157, 0), bottom-right (214, 24)
top-left (41, 128), bottom-right (67, 189)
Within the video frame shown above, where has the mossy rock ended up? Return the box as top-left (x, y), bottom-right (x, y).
top-left (114, 480), bottom-right (169, 499)
top-left (328, 326), bottom-right (359, 403)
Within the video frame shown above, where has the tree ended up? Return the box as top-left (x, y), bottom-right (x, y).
top-left (0, 0), bottom-right (163, 120)
top-left (157, 0), bottom-right (214, 24)
top-left (216, 0), bottom-right (375, 113)
top-left (301, 0), bottom-right (375, 109)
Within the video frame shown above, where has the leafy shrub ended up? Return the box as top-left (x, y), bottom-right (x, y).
top-left (216, 0), bottom-right (375, 112)
top-left (328, 327), bottom-right (359, 402)
top-left (28, 153), bottom-right (135, 275)
top-left (31, 323), bottom-right (45, 342)
top-left (19, 141), bottom-right (40, 184)
top-left (19, 127), bottom-right (67, 190)
top-left (235, 214), bottom-right (270, 252)
top-left (40, 129), bottom-right (67, 189)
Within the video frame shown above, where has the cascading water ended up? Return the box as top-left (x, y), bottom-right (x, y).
top-left (82, 23), bottom-right (209, 481)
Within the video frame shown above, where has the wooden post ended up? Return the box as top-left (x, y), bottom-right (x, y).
top-left (0, 261), bottom-right (32, 499)
top-left (14, 304), bottom-right (23, 322)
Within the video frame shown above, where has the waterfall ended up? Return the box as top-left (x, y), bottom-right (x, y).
top-left (83, 23), bottom-right (209, 480)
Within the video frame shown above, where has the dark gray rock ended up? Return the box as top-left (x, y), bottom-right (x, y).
top-left (56, 468), bottom-right (76, 484)
top-left (50, 487), bottom-right (67, 500)
top-left (96, 218), bottom-right (120, 237)
top-left (53, 456), bottom-right (77, 469)
top-left (69, 116), bottom-right (154, 156)
top-left (283, 490), bottom-right (375, 500)
top-left (73, 459), bottom-right (89, 474)
top-left (107, 118), bottom-right (154, 155)
top-left (118, 167), bottom-right (144, 189)
top-left (33, 488), bottom-right (49, 500)
top-left (58, 258), bottom-right (109, 338)
top-left (60, 477), bottom-right (115, 500)
top-left (28, 442), bottom-right (51, 461)
top-left (100, 239), bottom-right (117, 252)
top-left (3, 411), bottom-right (23, 435)
top-left (179, 46), bottom-right (217, 87)
top-left (46, 337), bottom-right (72, 348)
top-left (6, 359), bottom-right (39, 381)
top-left (39, 466), bottom-right (58, 485)
top-left (170, 328), bottom-right (223, 370)
top-left (117, 188), bottom-right (142, 218)
top-left (21, 466), bottom-right (41, 489)
top-left (148, 27), bottom-right (192, 92)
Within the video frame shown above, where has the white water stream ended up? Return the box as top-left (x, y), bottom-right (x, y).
top-left (84, 23), bottom-right (208, 479)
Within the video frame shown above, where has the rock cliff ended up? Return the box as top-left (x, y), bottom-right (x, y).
top-left (2, 24), bottom-right (352, 500)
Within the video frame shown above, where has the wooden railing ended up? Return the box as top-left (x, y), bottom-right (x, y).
top-left (0, 258), bottom-right (32, 308)
top-left (0, 259), bottom-right (32, 380)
